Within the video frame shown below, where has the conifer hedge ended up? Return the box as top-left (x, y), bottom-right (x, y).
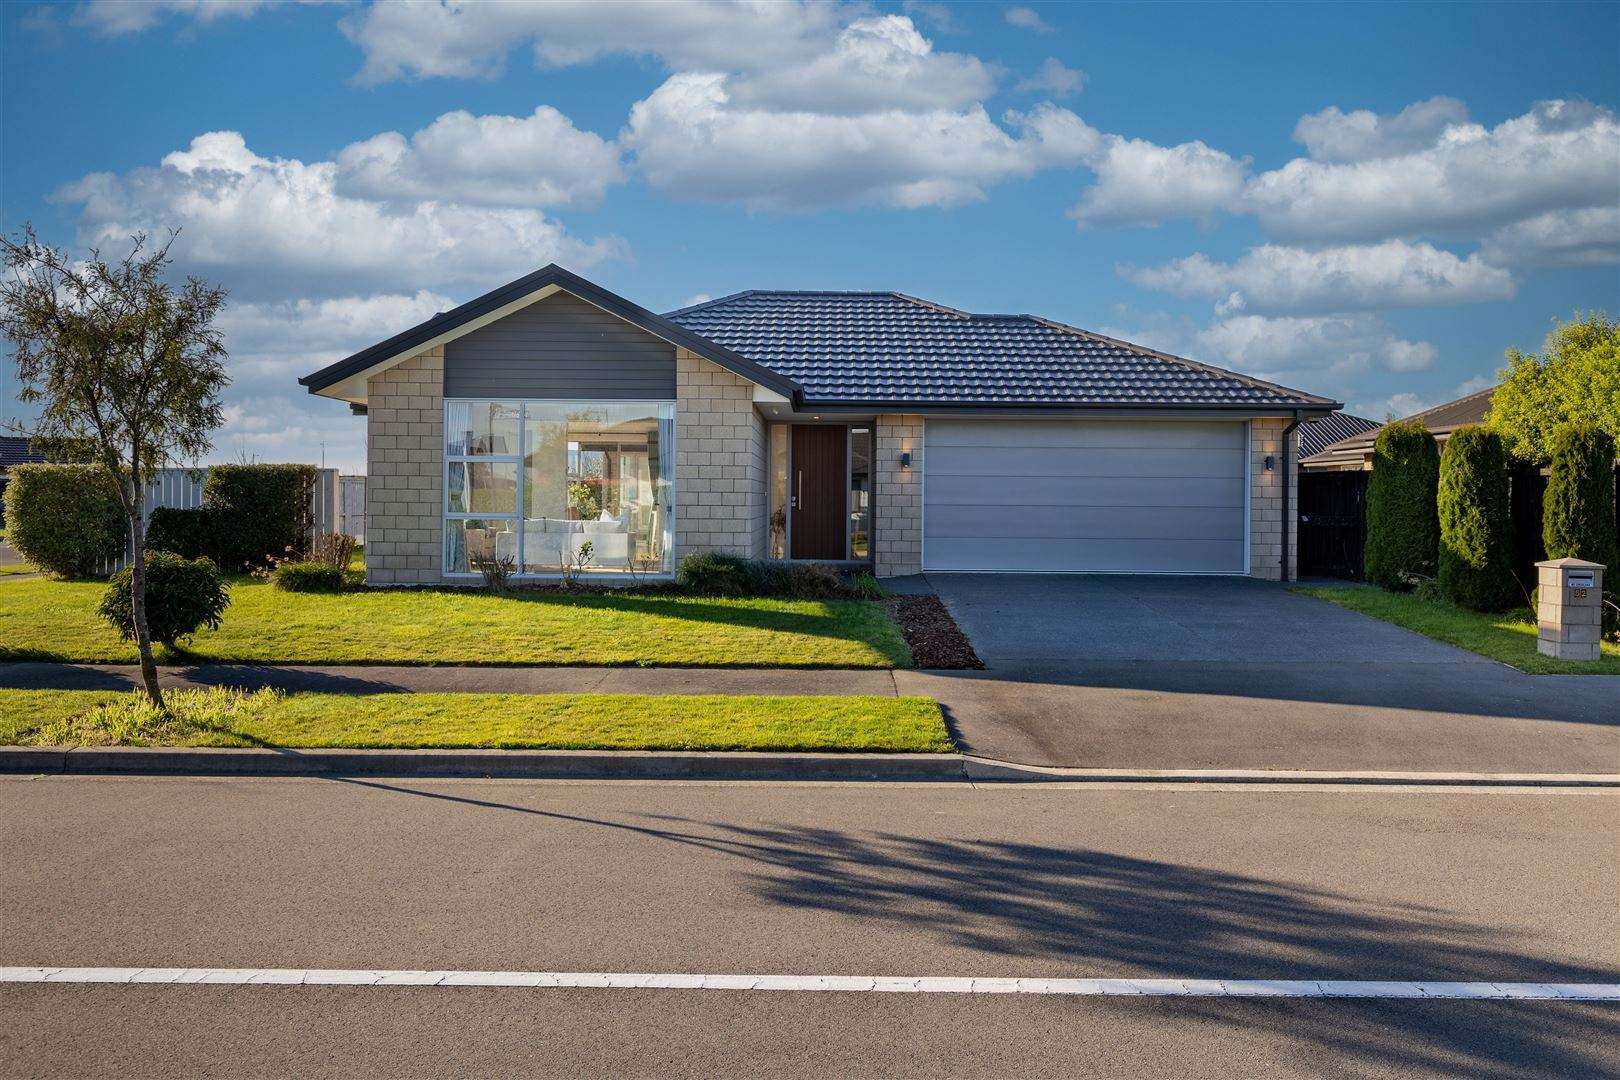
top-left (1437, 425), bottom-right (1518, 611)
top-left (1364, 420), bottom-right (1439, 590)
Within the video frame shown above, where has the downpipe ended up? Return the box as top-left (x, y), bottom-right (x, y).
top-left (1280, 411), bottom-right (1303, 583)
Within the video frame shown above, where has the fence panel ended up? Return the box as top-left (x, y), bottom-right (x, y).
top-left (1298, 470), bottom-right (1367, 580)
top-left (340, 475), bottom-right (366, 541)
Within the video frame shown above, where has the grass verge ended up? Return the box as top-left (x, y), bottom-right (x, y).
top-left (0, 563), bottom-right (36, 576)
top-left (1292, 585), bottom-right (1620, 675)
top-left (0, 688), bottom-right (952, 752)
top-left (0, 578), bottom-right (911, 668)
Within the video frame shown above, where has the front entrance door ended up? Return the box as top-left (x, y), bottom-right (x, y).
top-left (790, 425), bottom-right (847, 560)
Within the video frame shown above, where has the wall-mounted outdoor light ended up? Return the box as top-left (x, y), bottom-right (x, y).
top-left (900, 451), bottom-right (913, 469)
top-left (1264, 455), bottom-right (1275, 472)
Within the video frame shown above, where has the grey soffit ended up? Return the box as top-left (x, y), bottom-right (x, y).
top-left (665, 291), bottom-right (1338, 410)
top-left (299, 264), bottom-right (800, 399)
top-left (1297, 412), bottom-right (1381, 459)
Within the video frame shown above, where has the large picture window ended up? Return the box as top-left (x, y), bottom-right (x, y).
top-left (444, 400), bottom-right (674, 576)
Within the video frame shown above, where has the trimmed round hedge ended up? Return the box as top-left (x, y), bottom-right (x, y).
top-left (98, 550), bottom-right (230, 648)
top-left (1364, 420), bottom-right (1439, 590)
top-left (2, 463), bottom-right (125, 578)
top-left (1437, 425), bottom-right (1518, 611)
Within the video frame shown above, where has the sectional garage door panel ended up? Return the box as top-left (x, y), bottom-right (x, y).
top-left (922, 419), bottom-right (1248, 574)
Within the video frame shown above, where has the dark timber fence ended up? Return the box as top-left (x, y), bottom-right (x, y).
top-left (1301, 462), bottom-right (1619, 589)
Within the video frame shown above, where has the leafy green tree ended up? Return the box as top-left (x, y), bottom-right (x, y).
top-left (1543, 421), bottom-right (1619, 572)
top-left (1364, 420), bottom-right (1440, 590)
top-left (1489, 312), bottom-right (1620, 462)
top-left (1, 227), bottom-right (228, 708)
top-left (1437, 425), bottom-right (1518, 611)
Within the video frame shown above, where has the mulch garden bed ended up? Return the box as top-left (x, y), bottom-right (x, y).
top-left (886, 595), bottom-right (984, 669)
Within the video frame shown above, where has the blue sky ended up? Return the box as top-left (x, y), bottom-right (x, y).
top-left (3, 0), bottom-right (1616, 472)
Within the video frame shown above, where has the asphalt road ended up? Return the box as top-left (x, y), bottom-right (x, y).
top-left (4, 777), bottom-right (1617, 1078)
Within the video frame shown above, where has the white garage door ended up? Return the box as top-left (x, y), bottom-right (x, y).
top-left (922, 419), bottom-right (1248, 573)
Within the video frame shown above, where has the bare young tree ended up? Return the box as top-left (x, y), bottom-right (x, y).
top-left (0, 227), bottom-right (228, 708)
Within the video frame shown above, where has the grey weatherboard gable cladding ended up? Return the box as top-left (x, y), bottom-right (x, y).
top-left (665, 290), bottom-right (1336, 410)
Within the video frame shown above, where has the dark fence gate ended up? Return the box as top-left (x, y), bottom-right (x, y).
top-left (1298, 471), bottom-right (1367, 580)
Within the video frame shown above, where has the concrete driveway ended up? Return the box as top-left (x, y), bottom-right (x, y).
top-left (898, 574), bottom-right (1620, 774)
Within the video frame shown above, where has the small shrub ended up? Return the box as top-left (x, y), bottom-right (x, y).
top-left (470, 553), bottom-right (516, 593)
top-left (782, 561), bottom-right (843, 599)
top-left (846, 570), bottom-right (886, 600)
top-left (676, 551), bottom-right (753, 596)
top-left (146, 506), bottom-right (218, 561)
top-left (2, 463), bottom-right (125, 578)
top-left (677, 552), bottom-right (857, 599)
top-left (1437, 425), bottom-right (1518, 611)
top-left (202, 463), bottom-right (316, 570)
top-left (309, 530), bottom-right (359, 570)
top-left (99, 550), bottom-right (230, 647)
top-left (36, 687), bottom-right (278, 747)
top-left (271, 560), bottom-right (347, 592)
top-left (1364, 420), bottom-right (1440, 590)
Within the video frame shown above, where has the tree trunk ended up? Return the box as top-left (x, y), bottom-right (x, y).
top-left (127, 479), bottom-right (164, 710)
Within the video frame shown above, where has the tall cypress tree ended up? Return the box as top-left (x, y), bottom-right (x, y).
top-left (1438, 425), bottom-right (1518, 611)
top-left (1543, 422), bottom-right (1619, 571)
top-left (1364, 420), bottom-right (1440, 590)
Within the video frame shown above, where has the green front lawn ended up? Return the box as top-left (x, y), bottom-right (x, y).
top-left (0, 562), bottom-right (36, 576)
top-left (1293, 585), bottom-right (1620, 675)
top-left (0, 688), bottom-right (951, 752)
top-left (0, 578), bottom-right (911, 668)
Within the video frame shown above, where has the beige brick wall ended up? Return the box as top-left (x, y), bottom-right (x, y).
top-left (675, 348), bottom-right (766, 558)
top-left (365, 347), bottom-right (443, 585)
top-left (873, 414), bottom-right (924, 577)
top-left (1250, 417), bottom-right (1299, 581)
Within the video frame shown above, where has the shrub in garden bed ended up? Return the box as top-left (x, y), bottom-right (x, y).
top-left (1365, 420), bottom-right (1440, 590)
top-left (270, 560), bottom-right (347, 592)
top-left (99, 550), bottom-right (230, 647)
top-left (1437, 425), bottom-right (1519, 611)
top-left (676, 552), bottom-right (846, 598)
top-left (146, 505), bottom-right (218, 561)
top-left (2, 463), bottom-right (125, 578)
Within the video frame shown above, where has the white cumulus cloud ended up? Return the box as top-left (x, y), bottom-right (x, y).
top-left (1247, 99), bottom-right (1620, 243)
top-left (1196, 313), bottom-right (1438, 380)
top-left (1004, 6), bottom-right (1052, 33)
top-left (1480, 205), bottom-right (1620, 269)
top-left (73, 0), bottom-right (317, 34)
top-left (622, 76), bottom-right (1092, 210)
top-left (344, 0), bottom-right (843, 84)
top-left (1291, 96), bottom-right (1470, 162)
top-left (1124, 240), bottom-right (1516, 316)
top-left (334, 106), bottom-right (623, 208)
top-left (1068, 135), bottom-right (1249, 229)
top-left (1016, 57), bottom-right (1085, 98)
top-left (53, 131), bottom-right (626, 300)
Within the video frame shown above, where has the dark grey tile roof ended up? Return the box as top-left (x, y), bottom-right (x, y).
top-left (1304, 385), bottom-right (1498, 462)
top-left (665, 291), bottom-right (1335, 409)
top-left (1298, 412), bottom-right (1381, 458)
top-left (0, 436), bottom-right (46, 469)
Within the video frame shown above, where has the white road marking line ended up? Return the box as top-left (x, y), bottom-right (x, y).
top-left (3, 968), bottom-right (1617, 999)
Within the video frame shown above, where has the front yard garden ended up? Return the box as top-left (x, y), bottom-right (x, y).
top-left (1294, 584), bottom-right (1620, 675)
top-left (0, 577), bottom-right (912, 668)
top-left (0, 688), bottom-right (951, 752)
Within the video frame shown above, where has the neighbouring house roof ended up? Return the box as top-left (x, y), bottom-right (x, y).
top-left (0, 436), bottom-right (47, 471)
top-left (664, 290), bottom-right (1337, 411)
top-left (1301, 385), bottom-right (1496, 469)
top-left (1297, 412), bottom-right (1381, 459)
top-left (299, 264), bottom-right (801, 404)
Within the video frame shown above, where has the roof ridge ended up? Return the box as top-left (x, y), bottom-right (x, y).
top-left (1025, 316), bottom-right (1340, 408)
top-left (660, 288), bottom-right (760, 317)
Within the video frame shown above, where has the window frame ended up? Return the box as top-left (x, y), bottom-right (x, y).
top-left (442, 397), bottom-right (677, 578)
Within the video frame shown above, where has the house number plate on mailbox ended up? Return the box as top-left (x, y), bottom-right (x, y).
top-left (1568, 571), bottom-right (1595, 599)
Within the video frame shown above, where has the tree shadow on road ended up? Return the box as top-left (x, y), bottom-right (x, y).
top-left (339, 778), bottom-right (1619, 1077)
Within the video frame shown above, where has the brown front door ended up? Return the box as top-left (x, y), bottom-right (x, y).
top-left (790, 425), bottom-right (847, 560)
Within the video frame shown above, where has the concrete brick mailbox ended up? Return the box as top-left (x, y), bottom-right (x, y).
top-left (1536, 558), bottom-right (1606, 662)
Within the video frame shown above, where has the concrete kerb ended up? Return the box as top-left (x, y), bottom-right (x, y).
top-left (1, 746), bottom-right (1616, 786)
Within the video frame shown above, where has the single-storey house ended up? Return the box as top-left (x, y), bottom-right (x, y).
top-left (299, 265), bottom-right (1340, 584)
top-left (0, 435), bottom-right (48, 509)
top-left (1300, 386), bottom-right (1495, 472)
